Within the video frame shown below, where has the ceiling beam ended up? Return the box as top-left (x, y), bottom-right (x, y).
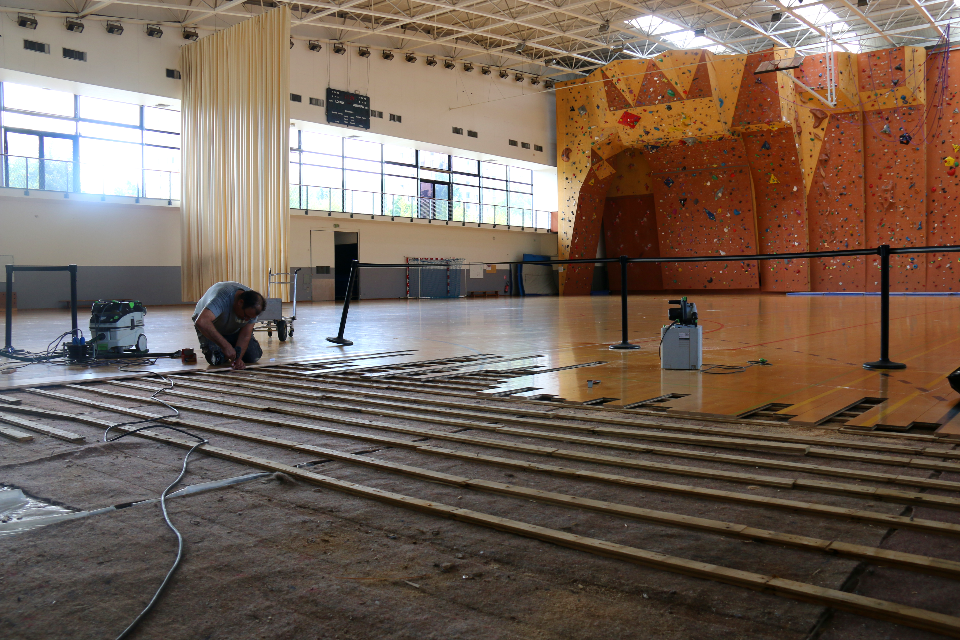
top-left (905, 0), bottom-right (945, 37)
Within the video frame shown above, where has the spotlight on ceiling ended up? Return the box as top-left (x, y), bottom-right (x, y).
top-left (358, 47), bottom-right (371, 58)
top-left (382, 50), bottom-right (394, 61)
top-left (771, 12), bottom-right (782, 22)
top-left (17, 14), bottom-right (38, 29)
top-left (105, 21), bottom-right (123, 35)
top-left (405, 53), bottom-right (417, 63)
top-left (481, 65), bottom-right (491, 75)
top-left (333, 42), bottom-right (346, 54)
top-left (289, 37), bottom-right (295, 49)
top-left (443, 59), bottom-right (455, 69)
top-left (693, 28), bottom-right (705, 37)
top-left (858, 0), bottom-right (868, 5)
top-left (146, 24), bottom-right (163, 38)
top-left (499, 68), bottom-right (509, 79)
top-left (308, 40), bottom-right (322, 52)
top-left (530, 76), bottom-right (541, 86)
top-left (426, 56), bottom-right (438, 66)
top-left (66, 18), bottom-right (84, 33)
top-left (463, 62), bottom-right (474, 72)
top-left (598, 22), bottom-right (609, 33)
top-left (514, 41), bottom-right (525, 54)
top-left (545, 58), bottom-right (557, 67)
top-left (514, 72), bottom-right (524, 82)
top-left (183, 28), bottom-right (199, 41)
top-left (544, 79), bottom-right (555, 90)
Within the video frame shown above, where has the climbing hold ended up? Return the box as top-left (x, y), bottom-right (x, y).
top-left (733, 209), bottom-right (741, 216)
top-left (810, 108), bottom-right (828, 128)
top-left (679, 197), bottom-right (687, 207)
top-left (899, 133), bottom-right (912, 145)
top-left (895, 63), bottom-right (903, 71)
top-left (950, 168), bottom-right (957, 177)
top-left (761, 141), bottom-right (771, 150)
top-left (664, 177), bottom-right (674, 187)
top-left (881, 124), bottom-right (891, 134)
top-left (578, 105), bottom-right (587, 116)
top-left (561, 147), bottom-right (572, 162)
top-left (705, 209), bottom-right (716, 221)
top-left (944, 156), bottom-right (956, 168)
top-left (953, 144), bottom-right (960, 153)
top-left (715, 187), bottom-right (723, 200)
top-left (618, 112), bottom-right (641, 128)
top-left (666, 89), bottom-right (675, 97)
top-left (768, 174), bottom-right (780, 184)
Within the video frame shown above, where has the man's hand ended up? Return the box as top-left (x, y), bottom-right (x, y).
top-left (232, 357), bottom-right (246, 370)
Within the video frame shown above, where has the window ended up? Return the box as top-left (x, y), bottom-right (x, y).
top-left (1, 81), bottom-right (180, 200)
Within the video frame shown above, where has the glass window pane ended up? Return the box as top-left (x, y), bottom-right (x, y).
top-left (344, 158), bottom-right (380, 173)
top-left (343, 138), bottom-right (380, 161)
top-left (384, 176), bottom-right (416, 195)
top-left (481, 177), bottom-right (506, 190)
top-left (419, 169), bottom-right (450, 182)
top-left (2, 111), bottom-right (76, 135)
top-left (3, 83), bottom-right (74, 117)
top-left (419, 150), bottom-right (449, 170)
top-left (451, 156), bottom-right (478, 174)
top-left (384, 163), bottom-right (416, 178)
top-left (508, 166), bottom-right (532, 184)
top-left (79, 121), bottom-right (142, 144)
top-left (301, 165), bottom-right (342, 188)
top-left (144, 170), bottom-right (178, 200)
top-left (383, 144), bottom-right (415, 165)
top-left (509, 192), bottom-right (532, 208)
top-left (452, 174), bottom-right (479, 186)
top-left (79, 96), bottom-right (140, 125)
top-left (144, 131), bottom-right (180, 148)
top-left (482, 188), bottom-right (507, 206)
top-left (6, 131), bottom-right (39, 157)
top-left (344, 170), bottom-right (380, 192)
top-left (43, 137), bottom-right (73, 161)
top-left (144, 145), bottom-right (179, 171)
top-left (144, 107), bottom-right (180, 133)
top-left (301, 151), bottom-right (341, 168)
top-left (481, 161), bottom-right (507, 180)
top-left (79, 138), bottom-right (142, 196)
top-left (301, 131), bottom-right (341, 154)
top-left (453, 184), bottom-right (479, 202)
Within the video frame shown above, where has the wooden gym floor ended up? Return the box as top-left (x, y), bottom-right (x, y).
top-left (2, 294), bottom-right (959, 436)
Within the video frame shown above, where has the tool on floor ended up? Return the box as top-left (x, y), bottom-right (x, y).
top-left (89, 300), bottom-right (148, 354)
top-left (660, 297), bottom-right (702, 371)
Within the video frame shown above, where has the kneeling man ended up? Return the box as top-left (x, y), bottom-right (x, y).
top-left (193, 282), bottom-right (266, 369)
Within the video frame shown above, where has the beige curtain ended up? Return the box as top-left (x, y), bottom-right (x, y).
top-left (180, 7), bottom-right (290, 302)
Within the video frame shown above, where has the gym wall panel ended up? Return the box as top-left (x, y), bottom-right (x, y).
top-left (603, 194), bottom-right (662, 291)
top-left (925, 50), bottom-right (960, 291)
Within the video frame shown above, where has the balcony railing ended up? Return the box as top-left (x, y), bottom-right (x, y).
top-left (1, 154), bottom-right (180, 202)
top-left (291, 184), bottom-right (552, 229)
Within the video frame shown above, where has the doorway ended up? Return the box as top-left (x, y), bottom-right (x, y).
top-left (418, 180), bottom-right (450, 220)
top-left (334, 231), bottom-right (359, 300)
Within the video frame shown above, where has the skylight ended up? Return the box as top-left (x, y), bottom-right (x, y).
top-left (788, 1), bottom-right (862, 53)
top-left (627, 15), bottom-right (728, 53)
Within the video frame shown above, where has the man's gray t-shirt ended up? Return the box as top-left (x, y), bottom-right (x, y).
top-left (192, 282), bottom-right (256, 336)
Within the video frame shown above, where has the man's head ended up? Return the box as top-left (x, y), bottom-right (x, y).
top-left (233, 289), bottom-right (266, 322)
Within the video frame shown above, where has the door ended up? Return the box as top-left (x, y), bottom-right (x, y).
top-left (333, 231), bottom-right (359, 300)
top-left (3, 130), bottom-right (77, 192)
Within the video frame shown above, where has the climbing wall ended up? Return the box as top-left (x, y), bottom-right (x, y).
top-left (554, 44), bottom-right (950, 295)
top-left (603, 194), bottom-right (662, 291)
top-left (925, 50), bottom-right (960, 291)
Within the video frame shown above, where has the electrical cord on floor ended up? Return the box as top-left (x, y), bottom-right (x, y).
top-left (100, 374), bottom-right (210, 640)
top-left (701, 359), bottom-right (772, 375)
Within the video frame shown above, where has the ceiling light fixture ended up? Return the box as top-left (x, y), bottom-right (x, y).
top-left (443, 59), bottom-right (455, 69)
top-left (514, 42), bottom-right (525, 54)
top-left (358, 47), bottom-right (371, 58)
top-left (499, 68), bottom-right (508, 79)
top-left (514, 72), bottom-right (524, 82)
top-left (771, 12), bottom-right (782, 22)
top-left (333, 42), bottom-right (346, 54)
top-left (530, 76), bottom-right (541, 85)
top-left (858, 0), bottom-right (868, 5)
top-left (405, 53), bottom-right (417, 63)
top-left (183, 28), bottom-right (199, 41)
top-left (544, 79), bottom-right (555, 90)
top-left (66, 18), bottom-right (84, 33)
top-left (693, 28), bottom-right (705, 37)
top-left (545, 58), bottom-right (557, 66)
top-left (426, 56), bottom-right (438, 66)
top-left (105, 21), bottom-right (123, 35)
top-left (481, 65), bottom-right (491, 75)
top-left (382, 50), bottom-right (394, 60)
top-left (18, 14), bottom-right (38, 29)
top-left (598, 22), bottom-right (609, 33)
top-left (463, 62), bottom-right (473, 72)
top-left (308, 40), bottom-right (322, 51)
top-left (146, 24), bottom-right (163, 38)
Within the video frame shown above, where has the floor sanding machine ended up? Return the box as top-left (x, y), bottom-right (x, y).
top-left (89, 300), bottom-right (149, 353)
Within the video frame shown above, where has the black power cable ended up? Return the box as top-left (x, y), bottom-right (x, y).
top-left (701, 359), bottom-right (772, 375)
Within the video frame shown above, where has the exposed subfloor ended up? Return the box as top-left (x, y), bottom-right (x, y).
top-left (2, 354), bottom-right (960, 638)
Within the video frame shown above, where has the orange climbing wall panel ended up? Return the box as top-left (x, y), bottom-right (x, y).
top-left (603, 194), bottom-right (662, 291)
top-left (742, 129), bottom-right (810, 291)
top-left (564, 169), bottom-right (614, 295)
top-left (925, 50), bottom-right (960, 291)
top-left (648, 140), bottom-right (760, 289)
top-left (806, 113), bottom-right (867, 291)
top-left (732, 51), bottom-right (784, 128)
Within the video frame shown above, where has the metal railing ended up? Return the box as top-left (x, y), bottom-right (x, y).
top-left (290, 183), bottom-right (552, 229)
top-left (327, 244), bottom-right (960, 371)
top-left (0, 154), bottom-right (180, 201)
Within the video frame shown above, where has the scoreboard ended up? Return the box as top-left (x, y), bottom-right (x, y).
top-left (325, 87), bottom-right (370, 130)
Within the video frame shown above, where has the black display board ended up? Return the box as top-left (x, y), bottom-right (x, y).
top-left (326, 87), bottom-right (370, 129)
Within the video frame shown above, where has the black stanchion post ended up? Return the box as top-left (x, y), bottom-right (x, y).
top-left (68, 264), bottom-right (78, 337)
top-left (326, 259), bottom-right (358, 346)
top-left (610, 255), bottom-right (640, 350)
top-left (864, 244), bottom-right (905, 370)
top-left (4, 264), bottom-right (12, 352)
